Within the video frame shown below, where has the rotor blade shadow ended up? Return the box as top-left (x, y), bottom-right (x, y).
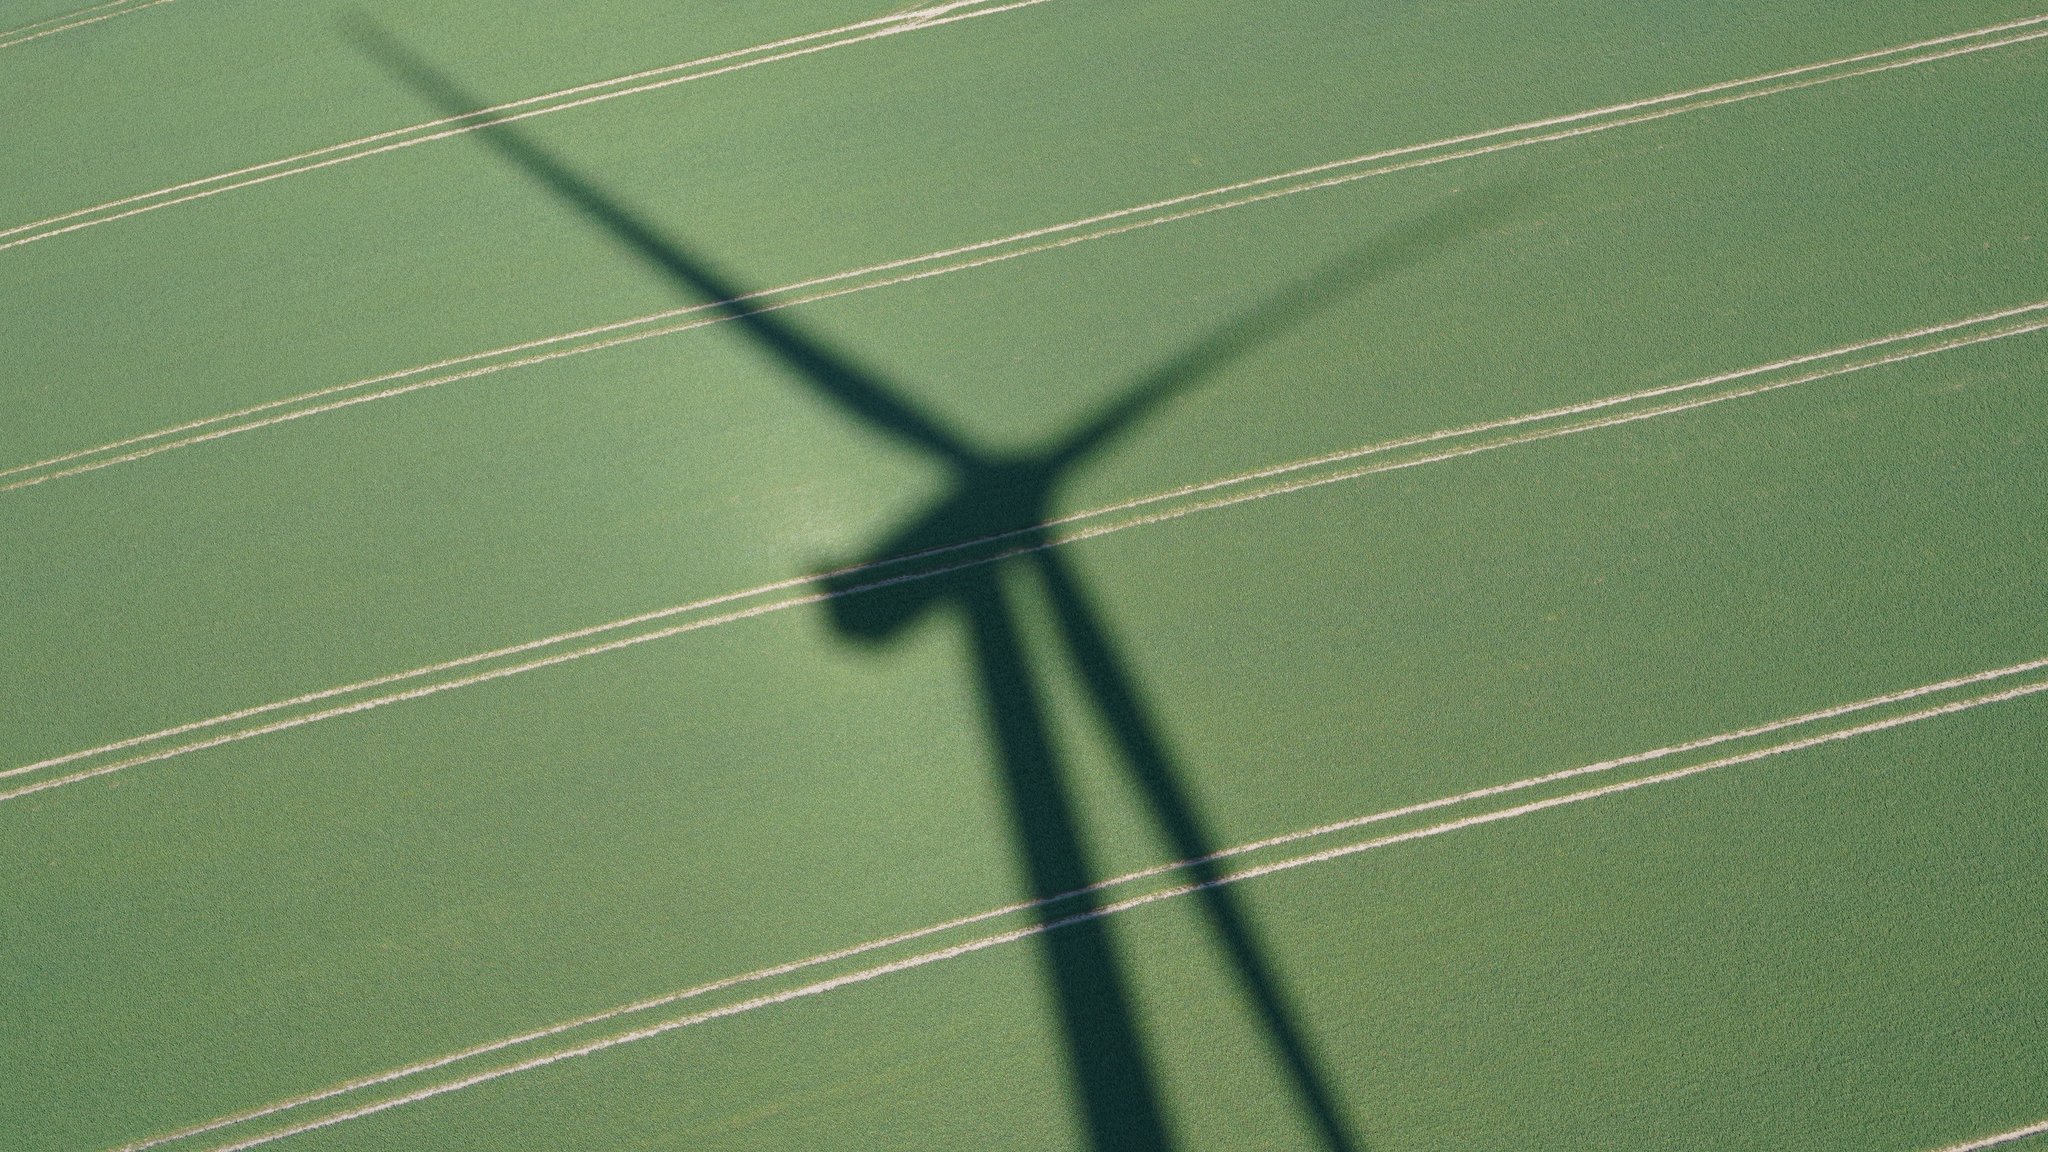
top-left (1036, 545), bottom-right (1362, 1151)
top-left (351, 20), bottom-right (974, 463)
top-left (1050, 184), bottom-right (1530, 473)
top-left (826, 188), bottom-right (1527, 644)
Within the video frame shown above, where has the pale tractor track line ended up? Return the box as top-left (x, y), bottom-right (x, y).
top-left (0, 0), bottom-right (176, 51)
top-left (2, 0), bottom-right (144, 38)
top-left (5, 299), bottom-right (2043, 807)
top-left (105, 656), bottom-right (2048, 1151)
top-left (5, 10), bottom-right (2046, 495)
top-left (0, 0), bottom-right (1049, 252)
top-left (1933, 1118), bottom-right (2048, 1152)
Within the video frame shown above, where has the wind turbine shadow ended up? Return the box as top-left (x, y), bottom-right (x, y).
top-left (357, 24), bottom-right (1521, 1150)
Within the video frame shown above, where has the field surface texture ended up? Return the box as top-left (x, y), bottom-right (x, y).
top-left (3, 1), bottom-right (2045, 1150)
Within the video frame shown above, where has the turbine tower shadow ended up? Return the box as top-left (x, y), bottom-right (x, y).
top-left (360, 27), bottom-right (1518, 1150)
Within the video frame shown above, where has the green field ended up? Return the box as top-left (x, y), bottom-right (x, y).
top-left (3, 2), bottom-right (2045, 1149)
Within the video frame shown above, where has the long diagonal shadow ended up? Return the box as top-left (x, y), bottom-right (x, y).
top-left (360, 26), bottom-right (1518, 1150)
